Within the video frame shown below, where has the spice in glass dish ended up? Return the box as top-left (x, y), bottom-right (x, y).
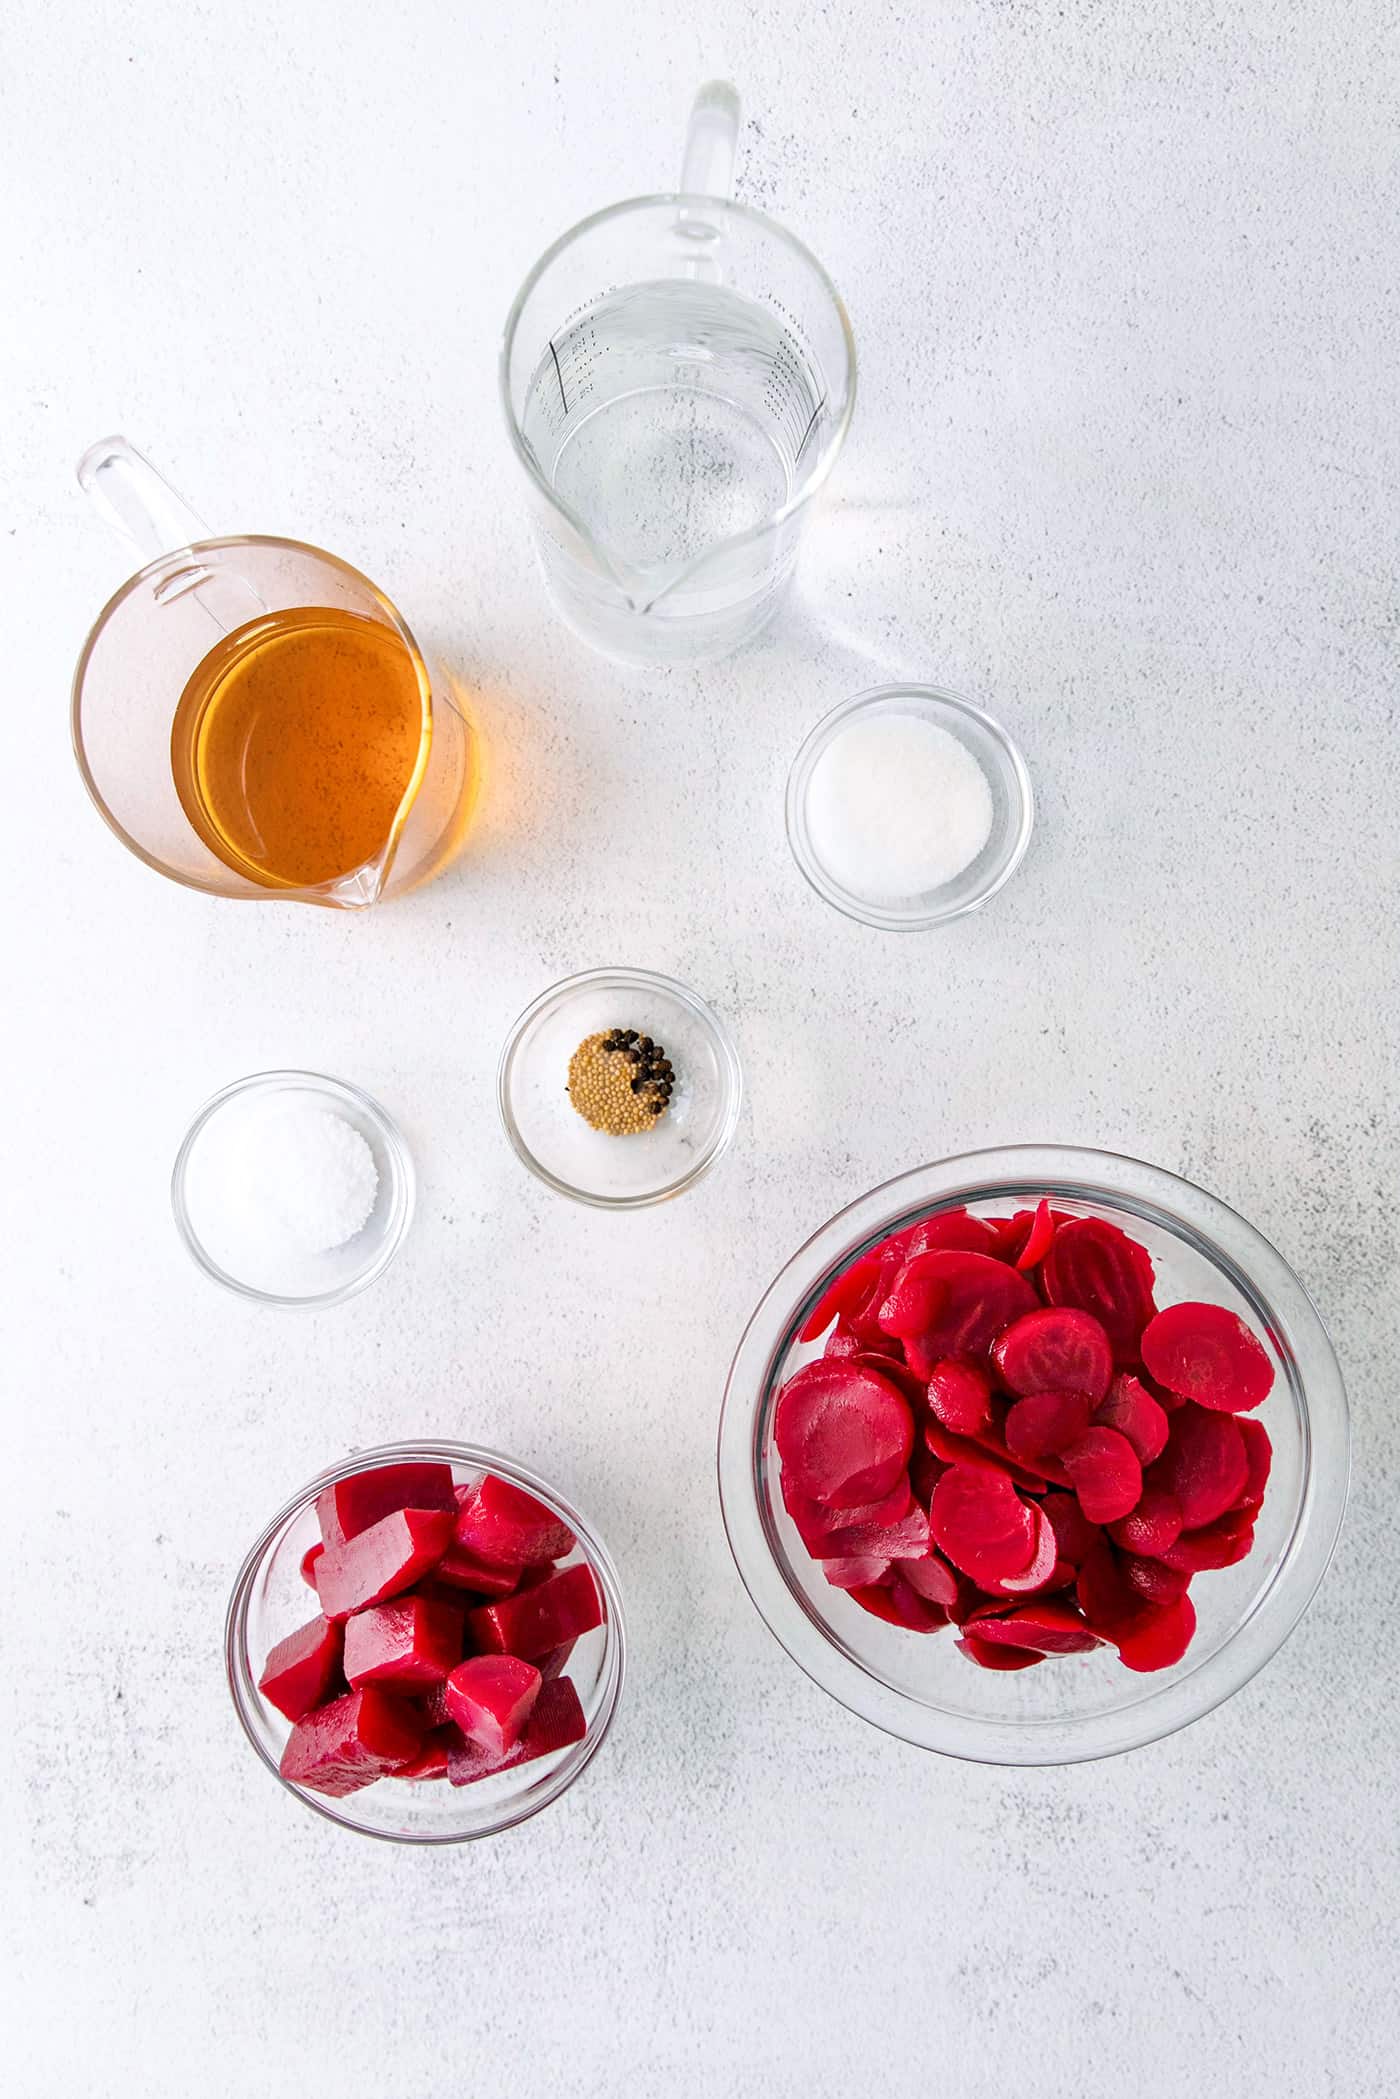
top-left (566, 1029), bottom-right (674, 1135)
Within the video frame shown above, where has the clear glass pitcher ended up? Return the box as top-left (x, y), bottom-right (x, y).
top-left (501, 82), bottom-right (856, 665)
top-left (71, 438), bottom-right (474, 909)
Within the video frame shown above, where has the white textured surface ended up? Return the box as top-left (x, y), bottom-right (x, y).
top-left (3, 3), bottom-right (1397, 2094)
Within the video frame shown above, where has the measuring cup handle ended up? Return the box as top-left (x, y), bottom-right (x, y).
top-left (678, 80), bottom-right (740, 198)
top-left (77, 435), bottom-right (211, 560)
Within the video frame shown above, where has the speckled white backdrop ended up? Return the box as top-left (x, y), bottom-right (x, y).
top-left (3, 2), bottom-right (1397, 2093)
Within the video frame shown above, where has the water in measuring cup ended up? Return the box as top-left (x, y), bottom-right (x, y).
top-left (521, 280), bottom-right (826, 616)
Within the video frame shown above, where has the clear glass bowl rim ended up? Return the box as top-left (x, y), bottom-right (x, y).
top-left (717, 1143), bottom-right (1350, 1766)
top-left (497, 967), bottom-right (744, 1209)
top-left (225, 1439), bottom-right (627, 1843)
top-left (785, 684), bottom-right (1035, 930)
top-left (171, 1069), bottom-right (416, 1307)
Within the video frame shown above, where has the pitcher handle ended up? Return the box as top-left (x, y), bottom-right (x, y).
top-left (77, 435), bottom-right (211, 560)
top-left (678, 79), bottom-right (740, 198)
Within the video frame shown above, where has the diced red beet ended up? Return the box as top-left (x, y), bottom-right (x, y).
top-left (993, 1505), bottom-right (1058, 1594)
top-left (930, 1464), bottom-right (1036, 1582)
top-left (391, 1725), bottom-right (456, 1781)
top-left (926, 1358), bottom-right (993, 1436)
top-left (465, 1562), bottom-right (602, 1662)
top-left (1108, 1484), bottom-right (1184, 1556)
top-left (446, 1676), bottom-right (587, 1787)
top-left (315, 1463), bottom-right (457, 1549)
top-left (1158, 1511), bottom-right (1256, 1572)
top-left (1062, 1426), bottom-right (1142, 1524)
top-left (416, 1679), bottom-right (454, 1728)
top-left (824, 1553), bottom-right (895, 1591)
top-left (1235, 1417), bottom-right (1273, 1510)
top-left (1093, 1372), bottom-right (1169, 1464)
top-left (300, 1543), bottom-right (324, 1589)
top-left (279, 1686), bottom-right (425, 1797)
top-left (444, 1654), bottom-right (542, 1758)
top-left (772, 1359), bottom-right (913, 1510)
top-left (891, 1546), bottom-right (961, 1608)
top-left (1141, 1302), bottom-right (1275, 1413)
top-left (1113, 1594), bottom-right (1196, 1672)
top-left (956, 1633), bottom-right (1045, 1671)
top-left (431, 1542), bottom-right (523, 1596)
top-left (1150, 1405), bottom-right (1249, 1529)
top-left (1076, 1541), bottom-right (1141, 1630)
top-left (1016, 1198), bottom-right (1057, 1271)
top-left (538, 1638), bottom-right (578, 1682)
top-left (967, 1600), bottom-right (1100, 1655)
top-left (1004, 1388), bottom-right (1095, 1463)
top-left (258, 1614), bottom-right (344, 1723)
top-left (313, 1507), bottom-right (454, 1623)
top-left (343, 1594), bottom-right (464, 1690)
top-left (880, 1251), bottom-right (1039, 1371)
top-left (1041, 1490), bottom-right (1100, 1567)
top-left (993, 1307), bottom-right (1113, 1402)
top-left (453, 1474), bottom-right (575, 1568)
top-left (1121, 1553), bottom-right (1191, 1605)
top-left (903, 1209), bottom-right (1002, 1258)
top-left (1041, 1217), bottom-right (1157, 1364)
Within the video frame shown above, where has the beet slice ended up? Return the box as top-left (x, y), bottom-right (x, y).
top-left (823, 1553), bottom-right (895, 1591)
top-left (992, 1505), bottom-right (1058, 1594)
top-left (1016, 1198), bottom-right (1057, 1271)
top-left (881, 1250), bottom-right (1039, 1370)
top-left (1235, 1417), bottom-right (1273, 1510)
top-left (924, 1410), bottom-right (1052, 1491)
top-left (453, 1475), bottom-right (575, 1568)
top-left (279, 1686), bottom-right (425, 1797)
top-left (465, 1562), bottom-right (602, 1662)
top-left (903, 1209), bottom-right (1002, 1258)
top-left (1076, 1541), bottom-right (1141, 1630)
top-left (1113, 1594), bottom-right (1196, 1672)
top-left (823, 1325), bottom-right (863, 1360)
top-left (1040, 1490), bottom-right (1100, 1567)
top-left (1108, 1484), bottom-right (1183, 1557)
top-left (1121, 1553), bottom-right (1191, 1605)
top-left (956, 1633), bottom-right (1046, 1671)
top-left (1093, 1373), bottom-right (1169, 1464)
top-left (798, 1248), bottom-right (882, 1344)
top-left (300, 1543), bottom-right (324, 1589)
top-left (392, 1725), bottom-right (456, 1781)
top-left (444, 1654), bottom-right (543, 1758)
top-left (993, 1307), bottom-right (1113, 1402)
top-left (926, 1358), bottom-right (993, 1436)
top-left (772, 1359), bottom-right (913, 1510)
top-left (431, 1541), bottom-right (524, 1596)
top-left (1158, 1512), bottom-right (1256, 1572)
top-left (987, 1212), bottom-right (1035, 1263)
top-left (1041, 1218), bottom-right (1157, 1364)
top-left (315, 1463), bottom-right (457, 1549)
top-left (343, 1594), bottom-right (464, 1690)
top-left (1004, 1388), bottom-right (1095, 1463)
top-left (313, 1508), bottom-right (455, 1623)
top-left (891, 1546), bottom-right (961, 1608)
top-left (446, 1676), bottom-right (587, 1787)
top-left (1141, 1302), bottom-right (1275, 1412)
top-left (1151, 1405), bottom-right (1249, 1529)
top-left (909, 1442), bottom-right (947, 1508)
top-left (881, 1576), bottom-right (950, 1631)
top-left (1062, 1426), bottom-right (1142, 1524)
top-left (784, 1478), bottom-right (930, 1562)
top-left (967, 1601), bottom-right (1099, 1655)
top-left (930, 1464), bottom-right (1036, 1581)
top-left (258, 1614), bottom-right (344, 1723)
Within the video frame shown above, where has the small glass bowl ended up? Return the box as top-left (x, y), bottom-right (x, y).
top-left (171, 1070), bottom-right (414, 1307)
top-left (226, 1440), bottom-right (626, 1842)
top-left (786, 684), bottom-right (1034, 929)
top-left (718, 1145), bottom-right (1349, 1765)
top-left (498, 968), bottom-right (743, 1208)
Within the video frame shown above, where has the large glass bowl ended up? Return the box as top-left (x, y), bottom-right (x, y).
top-left (718, 1146), bottom-right (1349, 1765)
top-left (227, 1441), bottom-right (626, 1841)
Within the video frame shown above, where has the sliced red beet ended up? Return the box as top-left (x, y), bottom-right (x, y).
top-left (1004, 1388), bottom-right (1095, 1463)
top-left (993, 1307), bottom-right (1113, 1401)
top-left (891, 1546), bottom-right (960, 1608)
top-left (300, 1543), bottom-right (324, 1589)
top-left (1158, 1511), bottom-right (1256, 1572)
top-left (258, 1614), bottom-right (344, 1723)
top-left (1122, 1553), bottom-right (1191, 1604)
top-left (315, 1463), bottom-right (457, 1549)
top-left (465, 1562), bottom-right (602, 1662)
top-left (930, 1464), bottom-right (1036, 1581)
top-left (452, 1475), bottom-right (575, 1568)
top-left (823, 1325), bottom-right (864, 1360)
top-left (1141, 1301), bottom-right (1275, 1413)
top-left (881, 1250), bottom-right (1039, 1371)
top-left (1113, 1593), bottom-right (1196, 1672)
top-left (446, 1675), bottom-right (587, 1787)
top-left (909, 1442), bottom-right (947, 1508)
top-left (1040, 1489), bottom-right (1100, 1567)
top-left (903, 1209), bottom-right (1002, 1258)
top-left (1062, 1426), bottom-right (1142, 1524)
top-left (926, 1358), bottom-right (992, 1436)
top-left (987, 1212), bottom-right (1035, 1263)
top-left (956, 1633), bottom-right (1046, 1671)
top-left (822, 1500), bottom-right (930, 1561)
top-left (391, 1725), bottom-right (456, 1781)
top-left (1108, 1484), bottom-right (1183, 1557)
top-left (1016, 1198), bottom-right (1057, 1271)
top-left (313, 1508), bottom-right (455, 1623)
top-left (1151, 1405), bottom-right (1248, 1529)
top-left (444, 1654), bottom-right (542, 1758)
top-left (1093, 1372), bottom-right (1169, 1464)
top-left (798, 1248), bottom-right (882, 1344)
top-left (772, 1359), bottom-right (913, 1510)
top-left (1041, 1217), bottom-right (1157, 1364)
top-left (848, 1580), bottom-right (945, 1630)
top-left (1235, 1417), bottom-right (1273, 1509)
top-left (780, 1472), bottom-right (913, 1557)
top-left (823, 1553), bottom-right (894, 1591)
top-left (992, 1505), bottom-right (1058, 1594)
top-left (430, 1541), bottom-right (524, 1596)
top-left (279, 1686), bottom-right (424, 1797)
top-left (967, 1601), bottom-right (1099, 1655)
top-left (343, 1594), bottom-right (464, 1690)
top-left (1076, 1541), bottom-right (1141, 1630)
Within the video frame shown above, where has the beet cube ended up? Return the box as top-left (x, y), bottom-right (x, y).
top-left (257, 1614), bottom-right (343, 1722)
top-left (313, 1507), bottom-right (454, 1622)
top-left (343, 1594), bottom-right (464, 1690)
top-left (279, 1687), bottom-right (424, 1797)
top-left (454, 1474), bottom-right (575, 1568)
top-left (444, 1654), bottom-right (543, 1757)
top-left (391, 1725), bottom-right (457, 1781)
top-left (445, 1675), bottom-right (587, 1786)
top-left (538, 1639), bottom-right (578, 1682)
top-left (315, 1462), bottom-right (457, 1548)
top-left (431, 1542), bottom-right (523, 1596)
top-left (465, 1562), bottom-right (603, 1661)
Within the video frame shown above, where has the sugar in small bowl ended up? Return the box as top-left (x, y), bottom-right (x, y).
top-left (786, 685), bottom-right (1034, 930)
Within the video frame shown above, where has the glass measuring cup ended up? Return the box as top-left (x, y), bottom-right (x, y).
top-left (501, 82), bottom-right (856, 665)
top-left (72, 438), bottom-right (474, 909)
